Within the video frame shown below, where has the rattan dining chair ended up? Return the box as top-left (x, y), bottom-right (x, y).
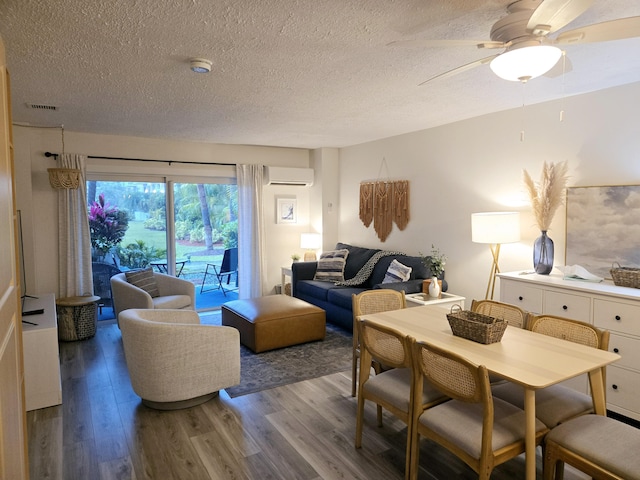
top-left (355, 319), bottom-right (447, 479)
top-left (351, 289), bottom-right (406, 399)
top-left (492, 314), bottom-right (610, 428)
top-left (409, 340), bottom-right (548, 480)
top-left (543, 413), bottom-right (640, 480)
top-left (470, 299), bottom-right (528, 329)
top-left (470, 299), bottom-right (530, 386)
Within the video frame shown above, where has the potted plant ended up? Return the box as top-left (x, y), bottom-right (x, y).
top-left (291, 253), bottom-right (301, 263)
top-left (88, 194), bottom-right (129, 262)
top-left (421, 245), bottom-right (446, 298)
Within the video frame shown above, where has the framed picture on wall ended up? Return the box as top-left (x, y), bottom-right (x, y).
top-left (565, 184), bottom-right (640, 279)
top-left (276, 197), bottom-right (297, 224)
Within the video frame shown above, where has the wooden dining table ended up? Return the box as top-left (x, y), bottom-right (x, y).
top-left (359, 304), bottom-right (620, 480)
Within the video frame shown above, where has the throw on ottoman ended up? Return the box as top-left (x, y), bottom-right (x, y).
top-left (221, 295), bottom-right (326, 353)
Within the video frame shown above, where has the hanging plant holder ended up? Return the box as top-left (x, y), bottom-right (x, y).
top-left (48, 167), bottom-right (80, 189)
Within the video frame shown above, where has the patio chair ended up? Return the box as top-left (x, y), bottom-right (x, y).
top-left (92, 262), bottom-right (121, 314)
top-left (201, 247), bottom-right (238, 295)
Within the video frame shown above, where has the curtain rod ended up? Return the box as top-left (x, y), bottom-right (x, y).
top-left (44, 151), bottom-right (235, 167)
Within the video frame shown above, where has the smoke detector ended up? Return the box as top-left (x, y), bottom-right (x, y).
top-left (190, 58), bottom-right (212, 73)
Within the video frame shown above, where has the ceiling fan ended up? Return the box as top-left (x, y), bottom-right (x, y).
top-left (390, 0), bottom-right (640, 84)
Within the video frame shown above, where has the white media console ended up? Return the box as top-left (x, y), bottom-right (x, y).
top-left (21, 294), bottom-right (62, 411)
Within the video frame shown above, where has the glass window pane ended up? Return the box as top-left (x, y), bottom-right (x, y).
top-left (173, 182), bottom-right (238, 310)
top-left (87, 180), bottom-right (167, 318)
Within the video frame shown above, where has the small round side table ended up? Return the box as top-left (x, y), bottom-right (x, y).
top-left (55, 295), bottom-right (100, 341)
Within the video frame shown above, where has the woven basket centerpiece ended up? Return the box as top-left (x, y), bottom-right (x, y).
top-left (446, 305), bottom-right (507, 344)
top-left (610, 263), bottom-right (640, 289)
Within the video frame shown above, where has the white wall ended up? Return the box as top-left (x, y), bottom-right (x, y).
top-left (13, 127), bottom-right (313, 296)
top-left (15, 81), bottom-right (640, 303)
top-left (338, 81), bottom-right (640, 304)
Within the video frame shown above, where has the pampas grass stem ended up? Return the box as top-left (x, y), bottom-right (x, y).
top-left (523, 161), bottom-right (569, 231)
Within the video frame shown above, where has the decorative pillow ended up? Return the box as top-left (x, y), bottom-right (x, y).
top-left (314, 249), bottom-right (349, 282)
top-left (125, 267), bottom-right (160, 298)
top-left (382, 259), bottom-right (412, 284)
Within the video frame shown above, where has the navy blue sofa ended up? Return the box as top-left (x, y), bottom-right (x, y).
top-left (291, 242), bottom-right (446, 332)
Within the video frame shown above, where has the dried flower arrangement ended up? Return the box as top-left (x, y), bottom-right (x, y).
top-left (523, 161), bottom-right (569, 231)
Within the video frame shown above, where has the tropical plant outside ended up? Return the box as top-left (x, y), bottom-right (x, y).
top-left (88, 194), bottom-right (129, 259)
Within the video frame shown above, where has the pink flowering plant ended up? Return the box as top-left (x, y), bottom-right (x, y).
top-left (88, 194), bottom-right (129, 258)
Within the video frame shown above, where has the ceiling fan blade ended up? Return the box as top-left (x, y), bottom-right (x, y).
top-left (553, 16), bottom-right (640, 45)
top-left (527, 0), bottom-right (594, 35)
top-left (419, 54), bottom-right (499, 86)
top-left (387, 39), bottom-right (504, 49)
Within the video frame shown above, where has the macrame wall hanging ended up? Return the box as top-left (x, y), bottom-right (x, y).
top-left (358, 158), bottom-right (410, 242)
top-left (358, 182), bottom-right (374, 227)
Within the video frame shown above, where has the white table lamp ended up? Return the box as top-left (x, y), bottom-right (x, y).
top-left (300, 233), bottom-right (321, 261)
top-left (471, 212), bottom-right (520, 300)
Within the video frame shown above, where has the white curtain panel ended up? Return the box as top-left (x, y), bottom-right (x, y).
top-left (58, 154), bottom-right (93, 297)
top-left (236, 164), bottom-right (266, 298)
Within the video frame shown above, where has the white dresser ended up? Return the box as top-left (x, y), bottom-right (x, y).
top-left (498, 271), bottom-right (640, 422)
top-left (21, 294), bottom-right (62, 411)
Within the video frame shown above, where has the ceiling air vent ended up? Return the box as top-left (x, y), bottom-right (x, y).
top-left (26, 103), bottom-right (59, 111)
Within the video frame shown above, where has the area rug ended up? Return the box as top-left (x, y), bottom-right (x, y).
top-left (201, 311), bottom-right (353, 398)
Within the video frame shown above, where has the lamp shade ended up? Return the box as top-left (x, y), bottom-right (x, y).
top-left (300, 233), bottom-right (321, 250)
top-left (490, 45), bottom-right (562, 82)
top-left (471, 212), bottom-right (520, 244)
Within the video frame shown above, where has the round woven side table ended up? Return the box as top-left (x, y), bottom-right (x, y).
top-left (55, 295), bottom-right (100, 341)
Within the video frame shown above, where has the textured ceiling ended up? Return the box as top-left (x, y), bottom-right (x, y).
top-left (1, 0), bottom-right (640, 149)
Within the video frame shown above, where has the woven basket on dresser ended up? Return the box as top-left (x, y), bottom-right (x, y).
top-left (610, 264), bottom-right (640, 289)
top-left (446, 306), bottom-right (507, 344)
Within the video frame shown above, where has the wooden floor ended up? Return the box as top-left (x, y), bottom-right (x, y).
top-left (26, 320), bottom-right (590, 480)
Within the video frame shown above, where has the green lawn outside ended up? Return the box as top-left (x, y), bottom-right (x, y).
top-left (121, 220), bottom-right (223, 281)
top-left (122, 221), bottom-right (166, 251)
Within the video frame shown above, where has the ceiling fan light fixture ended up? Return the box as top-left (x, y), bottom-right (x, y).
top-left (190, 58), bottom-right (212, 73)
top-left (489, 45), bottom-right (562, 82)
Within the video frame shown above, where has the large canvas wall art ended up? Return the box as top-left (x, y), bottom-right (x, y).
top-left (565, 185), bottom-right (640, 279)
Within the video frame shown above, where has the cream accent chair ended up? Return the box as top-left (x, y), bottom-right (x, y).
top-left (111, 271), bottom-right (195, 326)
top-left (118, 309), bottom-right (240, 410)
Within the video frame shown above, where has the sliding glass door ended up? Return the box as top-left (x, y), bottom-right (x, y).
top-left (172, 182), bottom-right (238, 310)
top-left (87, 178), bottom-right (238, 317)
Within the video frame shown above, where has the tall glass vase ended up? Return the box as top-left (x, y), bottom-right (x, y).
top-left (533, 231), bottom-right (554, 275)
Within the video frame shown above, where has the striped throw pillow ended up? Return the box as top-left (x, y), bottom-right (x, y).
top-left (125, 267), bottom-right (160, 298)
top-left (314, 249), bottom-right (349, 282)
top-left (382, 259), bottom-right (412, 283)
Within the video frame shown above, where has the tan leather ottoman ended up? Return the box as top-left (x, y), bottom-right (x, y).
top-left (221, 295), bottom-right (326, 353)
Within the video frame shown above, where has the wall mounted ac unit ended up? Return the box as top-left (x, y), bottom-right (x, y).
top-left (264, 166), bottom-right (314, 186)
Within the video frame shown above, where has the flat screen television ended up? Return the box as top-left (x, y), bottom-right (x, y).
top-left (17, 210), bottom-right (41, 318)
